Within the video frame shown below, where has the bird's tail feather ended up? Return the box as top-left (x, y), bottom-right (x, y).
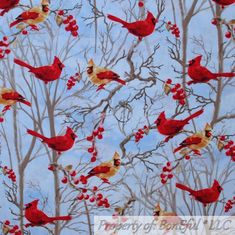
top-left (114, 77), bottom-right (126, 85)
top-left (184, 109), bottom-right (204, 123)
top-left (107, 14), bottom-right (127, 26)
top-left (10, 20), bottom-right (21, 28)
top-left (27, 129), bottom-right (48, 141)
top-left (49, 215), bottom-right (72, 222)
top-left (14, 58), bottom-right (34, 70)
top-left (176, 183), bottom-right (194, 194)
top-left (19, 99), bottom-right (31, 107)
top-left (214, 72), bottom-right (235, 78)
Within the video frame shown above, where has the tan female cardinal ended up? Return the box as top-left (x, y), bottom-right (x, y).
top-left (10, 0), bottom-right (50, 30)
top-left (0, 87), bottom-right (31, 107)
top-left (107, 11), bottom-right (157, 41)
top-left (176, 180), bottom-right (223, 207)
top-left (174, 123), bottom-right (212, 156)
top-left (86, 152), bottom-right (121, 183)
top-left (25, 199), bottom-right (72, 227)
top-left (87, 59), bottom-right (126, 91)
top-left (187, 55), bottom-right (235, 85)
top-left (155, 109), bottom-right (204, 142)
top-left (27, 127), bottom-right (77, 155)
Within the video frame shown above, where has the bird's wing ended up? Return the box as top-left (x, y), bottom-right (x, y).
top-left (16, 10), bottom-right (39, 20)
top-left (88, 164), bottom-right (111, 176)
top-left (29, 210), bottom-right (49, 224)
top-left (96, 70), bottom-right (119, 80)
top-left (1, 91), bottom-right (21, 100)
top-left (180, 136), bottom-right (202, 147)
top-left (194, 66), bottom-right (214, 79)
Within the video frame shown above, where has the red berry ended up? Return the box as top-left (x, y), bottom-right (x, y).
top-left (166, 79), bottom-right (172, 84)
top-left (63, 19), bottom-right (69, 24)
top-left (86, 136), bottom-right (93, 141)
top-left (4, 220), bottom-right (10, 225)
top-left (168, 174), bottom-right (173, 179)
top-left (90, 197), bottom-right (95, 202)
top-left (88, 147), bottom-right (94, 153)
top-left (3, 36), bottom-right (8, 41)
top-left (72, 31), bottom-right (78, 37)
top-left (91, 156), bottom-right (96, 162)
top-left (93, 186), bottom-right (98, 191)
top-left (77, 193), bottom-right (84, 200)
top-left (138, 1), bottom-right (144, 7)
top-left (98, 127), bottom-right (104, 132)
top-left (73, 179), bottom-right (79, 185)
top-left (97, 134), bottom-right (103, 139)
top-left (225, 31), bottom-right (232, 39)
top-left (48, 165), bottom-right (55, 171)
top-left (22, 30), bottom-right (28, 35)
top-left (185, 155), bottom-right (190, 160)
top-left (97, 193), bottom-right (103, 200)
top-left (211, 18), bottom-right (217, 25)
top-left (179, 100), bottom-right (186, 106)
top-left (70, 170), bottom-right (76, 177)
top-left (58, 10), bottom-right (64, 16)
top-left (93, 130), bottom-right (98, 136)
top-left (68, 15), bottom-right (74, 20)
top-left (161, 179), bottom-right (167, 184)
top-left (61, 177), bottom-right (68, 184)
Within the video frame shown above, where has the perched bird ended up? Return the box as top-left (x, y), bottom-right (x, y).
top-left (10, 0), bottom-right (50, 30)
top-left (155, 109), bottom-right (204, 142)
top-left (87, 59), bottom-right (126, 91)
top-left (25, 199), bottom-right (72, 227)
top-left (153, 203), bottom-right (182, 233)
top-left (174, 123), bottom-right (212, 155)
top-left (176, 180), bottom-right (223, 207)
top-left (0, 0), bottom-right (19, 16)
top-left (0, 87), bottom-right (31, 107)
top-left (86, 152), bottom-right (121, 183)
top-left (187, 55), bottom-right (235, 85)
top-left (212, 0), bottom-right (235, 6)
top-left (107, 11), bottom-right (157, 41)
top-left (27, 127), bottom-right (77, 154)
top-left (14, 56), bottom-right (65, 84)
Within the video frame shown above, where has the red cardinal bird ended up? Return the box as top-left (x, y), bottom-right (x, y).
top-left (14, 56), bottom-right (65, 84)
top-left (176, 180), bottom-right (223, 207)
top-left (0, 0), bottom-right (19, 16)
top-left (155, 109), bottom-right (204, 142)
top-left (212, 0), bottom-right (235, 6)
top-left (27, 127), bottom-right (77, 154)
top-left (187, 55), bottom-right (235, 85)
top-left (0, 87), bottom-right (31, 107)
top-left (25, 199), bottom-right (72, 227)
top-left (107, 11), bottom-right (157, 41)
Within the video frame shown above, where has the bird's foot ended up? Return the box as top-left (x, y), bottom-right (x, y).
top-left (57, 152), bottom-right (62, 156)
top-left (193, 150), bottom-right (201, 156)
top-left (29, 25), bottom-right (39, 31)
top-left (164, 136), bottom-right (173, 142)
top-left (101, 178), bottom-right (110, 184)
top-left (187, 81), bottom-right (194, 86)
top-left (96, 85), bottom-right (105, 91)
top-left (25, 223), bottom-right (35, 228)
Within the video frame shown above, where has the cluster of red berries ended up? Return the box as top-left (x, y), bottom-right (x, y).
top-left (58, 11), bottom-right (79, 37)
top-left (1, 166), bottom-right (16, 182)
top-left (77, 186), bottom-right (110, 208)
top-left (134, 125), bottom-right (149, 143)
top-left (166, 22), bottom-right (180, 38)
top-left (219, 136), bottom-right (235, 161)
top-left (160, 162), bottom-right (173, 184)
top-left (211, 18), bottom-right (233, 39)
top-left (86, 126), bottom-right (105, 162)
top-left (166, 79), bottom-right (186, 106)
top-left (224, 197), bottom-right (235, 212)
top-left (2, 220), bottom-right (21, 235)
top-left (61, 169), bottom-right (79, 184)
top-left (67, 73), bottom-right (80, 90)
top-left (0, 105), bottom-right (11, 122)
top-left (0, 37), bottom-right (11, 59)
top-left (138, 1), bottom-right (144, 7)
